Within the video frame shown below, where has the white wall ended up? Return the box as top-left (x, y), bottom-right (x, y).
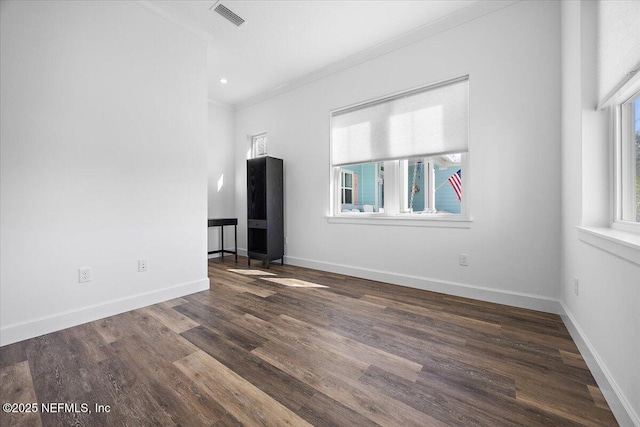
top-left (561, 2), bottom-right (640, 425)
top-left (207, 101), bottom-right (236, 255)
top-left (0, 0), bottom-right (209, 345)
top-left (234, 0), bottom-right (562, 310)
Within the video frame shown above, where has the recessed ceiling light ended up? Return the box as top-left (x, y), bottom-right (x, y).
top-left (220, 78), bottom-right (228, 84)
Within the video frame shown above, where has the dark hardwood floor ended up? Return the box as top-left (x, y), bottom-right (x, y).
top-left (1, 257), bottom-right (618, 426)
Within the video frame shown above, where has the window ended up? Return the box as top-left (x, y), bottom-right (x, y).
top-left (606, 78), bottom-right (640, 231)
top-left (401, 154), bottom-right (463, 214)
top-left (339, 162), bottom-right (384, 212)
top-left (330, 76), bottom-right (469, 220)
top-left (251, 133), bottom-right (267, 158)
top-left (617, 92), bottom-right (640, 225)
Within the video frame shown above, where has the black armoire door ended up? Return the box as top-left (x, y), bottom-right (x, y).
top-left (247, 156), bottom-right (283, 268)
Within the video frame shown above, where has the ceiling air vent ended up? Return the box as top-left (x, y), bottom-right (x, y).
top-left (213, 3), bottom-right (245, 27)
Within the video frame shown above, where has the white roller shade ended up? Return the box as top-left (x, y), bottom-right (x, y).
top-left (331, 76), bottom-right (468, 166)
top-left (598, 0), bottom-right (640, 104)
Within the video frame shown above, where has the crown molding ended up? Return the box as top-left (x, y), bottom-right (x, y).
top-left (134, 0), bottom-right (212, 43)
top-left (208, 98), bottom-right (234, 111)
top-left (235, 0), bottom-right (518, 110)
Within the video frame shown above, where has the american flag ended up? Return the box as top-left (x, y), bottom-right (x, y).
top-left (448, 169), bottom-right (462, 201)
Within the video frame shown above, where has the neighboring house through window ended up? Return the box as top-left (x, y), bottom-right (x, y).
top-left (404, 154), bottom-right (462, 214)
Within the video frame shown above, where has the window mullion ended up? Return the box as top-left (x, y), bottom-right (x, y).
top-left (426, 160), bottom-right (434, 212)
top-left (383, 160), bottom-right (399, 215)
top-left (399, 160), bottom-right (408, 213)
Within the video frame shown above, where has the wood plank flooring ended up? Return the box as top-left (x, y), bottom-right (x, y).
top-left (0, 257), bottom-right (618, 426)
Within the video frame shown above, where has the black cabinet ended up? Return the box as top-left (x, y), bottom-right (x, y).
top-left (247, 156), bottom-right (283, 268)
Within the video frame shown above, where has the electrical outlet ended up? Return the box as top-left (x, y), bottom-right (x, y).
top-left (79, 267), bottom-right (92, 283)
top-left (138, 260), bottom-right (148, 272)
top-left (573, 277), bottom-right (579, 296)
top-left (459, 253), bottom-right (469, 267)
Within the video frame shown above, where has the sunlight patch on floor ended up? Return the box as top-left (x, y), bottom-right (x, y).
top-left (228, 269), bottom-right (276, 276)
top-left (262, 278), bottom-right (329, 288)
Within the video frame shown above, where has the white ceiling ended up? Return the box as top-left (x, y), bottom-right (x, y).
top-left (146, 0), bottom-right (480, 107)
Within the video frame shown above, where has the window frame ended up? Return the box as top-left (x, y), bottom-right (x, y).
top-left (328, 76), bottom-right (472, 226)
top-left (250, 132), bottom-right (267, 158)
top-left (610, 84), bottom-right (640, 233)
top-left (578, 67), bottom-right (640, 265)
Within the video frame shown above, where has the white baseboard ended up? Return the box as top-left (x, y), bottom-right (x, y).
top-left (0, 278), bottom-right (210, 347)
top-left (283, 254), bottom-right (562, 314)
top-left (559, 302), bottom-right (639, 427)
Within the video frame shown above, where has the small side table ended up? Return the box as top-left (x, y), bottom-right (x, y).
top-left (208, 218), bottom-right (238, 262)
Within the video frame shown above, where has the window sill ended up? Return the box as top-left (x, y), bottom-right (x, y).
top-left (327, 214), bottom-right (472, 228)
top-left (577, 226), bottom-right (640, 266)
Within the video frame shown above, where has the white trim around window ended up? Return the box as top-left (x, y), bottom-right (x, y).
top-left (250, 132), bottom-right (268, 158)
top-left (608, 71), bottom-right (640, 233)
top-left (578, 226), bottom-right (640, 266)
top-left (326, 214), bottom-right (472, 228)
top-left (582, 69), bottom-right (640, 264)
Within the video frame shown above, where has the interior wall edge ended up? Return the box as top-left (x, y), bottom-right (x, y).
top-left (0, 278), bottom-right (210, 347)
top-left (560, 301), bottom-right (639, 427)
